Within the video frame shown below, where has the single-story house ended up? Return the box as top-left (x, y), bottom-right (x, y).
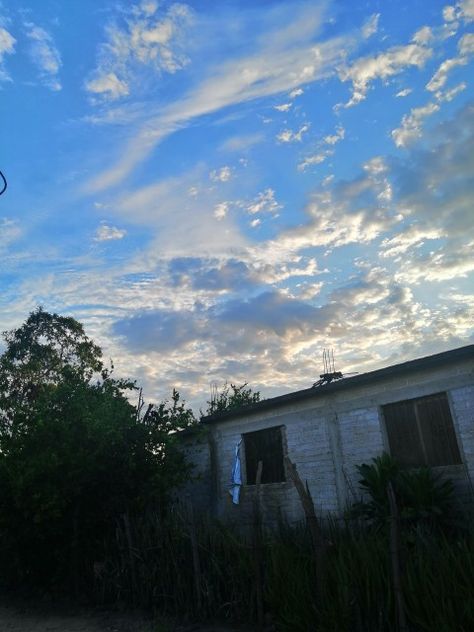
top-left (179, 345), bottom-right (474, 526)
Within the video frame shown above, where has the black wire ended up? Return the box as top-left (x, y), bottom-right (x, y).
top-left (0, 170), bottom-right (6, 196)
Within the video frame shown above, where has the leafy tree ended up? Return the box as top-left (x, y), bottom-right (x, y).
top-left (203, 381), bottom-right (261, 417)
top-left (0, 309), bottom-right (195, 591)
top-left (0, 306), bottom-right (104, 438)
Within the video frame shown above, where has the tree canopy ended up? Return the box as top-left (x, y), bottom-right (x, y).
top-left (0, 308), bottom-right (196, 591)
top-left (204, 381), bottom-right (261, 417)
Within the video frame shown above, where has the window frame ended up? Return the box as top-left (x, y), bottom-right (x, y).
top-left (242, 425), bottom-right (286, 485)
top-left (381, 391), bottom-right (462, 468)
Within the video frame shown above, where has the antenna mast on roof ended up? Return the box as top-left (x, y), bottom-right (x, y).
top-left (313, 348), bottom-right (358, 387)
top-left (209, 380), bottom-right (218, 407)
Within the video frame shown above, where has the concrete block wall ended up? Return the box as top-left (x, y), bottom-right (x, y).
top-left (448, 385), bottom-right (474, 504)
top-left (178, 355), bottom-right (474, 524)
top-left (337, 406), bottom-right (385, 503)
top-left (177, 429), bottom-right (213, 514)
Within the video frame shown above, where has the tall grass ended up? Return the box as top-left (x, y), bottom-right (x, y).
top-left (94, 509), bottom-right (474, 631)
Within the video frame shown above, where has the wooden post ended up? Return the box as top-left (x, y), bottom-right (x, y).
top-left (253, 460), bottom-right (264, 629)
top-left (188, 501), bottom-right (203, 616)
top-left (123, 513), bottom-right (138, 603)
top-left (387, 482), bottom-right (408, 632)
top-left (284, 456), bottom-right (326, 602)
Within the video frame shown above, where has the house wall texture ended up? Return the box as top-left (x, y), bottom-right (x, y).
top-left (180, 351), bottom-right (474, 525)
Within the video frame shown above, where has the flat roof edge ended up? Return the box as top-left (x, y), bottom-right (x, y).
top-left (201, 344), bottom-right (474, 424)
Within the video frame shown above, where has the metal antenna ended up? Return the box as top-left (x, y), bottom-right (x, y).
top-left (210, 380), bottom-right (218, 406)
top-left (313, 348), bottom-right (358, 388)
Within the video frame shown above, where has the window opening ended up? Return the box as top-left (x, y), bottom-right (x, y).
top-left (243, 426), bottom-right (285, 484)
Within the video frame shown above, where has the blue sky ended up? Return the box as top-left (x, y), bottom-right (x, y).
top-left (1, 0), bottom-right (473, 407)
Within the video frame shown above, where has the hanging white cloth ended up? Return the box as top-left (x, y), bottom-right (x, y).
top-left (229, 439), bottom-right (242, 505)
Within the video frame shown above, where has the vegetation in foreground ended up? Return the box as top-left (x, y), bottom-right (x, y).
top-left (0, 309), bottom-right (472, 631)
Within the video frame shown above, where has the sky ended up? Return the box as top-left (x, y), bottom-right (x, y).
top-left (1, 0), bottom-right (473, 409)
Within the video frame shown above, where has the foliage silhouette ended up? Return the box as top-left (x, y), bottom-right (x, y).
top-left (0, 308), bottom-right (195, 591)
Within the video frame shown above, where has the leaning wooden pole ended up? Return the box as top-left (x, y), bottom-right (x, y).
top-left (284, 456), bottom-right (326, 603)
top-left (253, 460), bottom-right (264, 629)
top-left (387, 481), bottom-right (408, 632)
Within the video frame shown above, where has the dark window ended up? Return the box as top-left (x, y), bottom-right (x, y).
top-left (243, 426), bottom-right (285, 484)
top-left (383, 392), bottom-right (461, 468)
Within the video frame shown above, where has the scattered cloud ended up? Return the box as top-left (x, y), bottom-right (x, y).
top-left (274, 102), bottom-right (292, 112)
top-left (0, 218), bottom-right (21, 251)
top-left (209, 166), bottom-right (231, 182)
top-left (362, 13), bottom-right (380, 39)
top-left (396, 87), bottom-right (412, 97)
top-left (426, 31), bottom-right (474, 92)
top-left (391, 101), bottom-right (440, 147)
top-left (246, 188), bottom-right (282, 216)
top-left (94, 224), bottom-right (127, 241)
top-left (0, 26), bottom-right (16, 82)
top-left (437, 81), bottom-right (467, 101)
top-left (213, 201), bottom-right (229, 220)
top-left (380, 225), bottom-right (442, 258)
top-left (25, 23), bottom-right (62, 91)
top-left (298, 150), bottom-right (332, 170)
top-left (324, 125), bottom-right (345, 145)
top-left (86, 72), bottom-right (129, 100)
top-left (340, 41), bottom-right (432, 107)
top-left (85, 1), bottom-right (193, 101)
top-left (84, 5), bottom-right (349, 191)
top-left (289, 87), bottom-right (303, 98)
top-left (298, 125), bottom-right (344, 170)
top-left (276, 124), bottom-right (310, 143)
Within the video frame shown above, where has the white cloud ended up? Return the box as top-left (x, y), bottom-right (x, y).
top-left (276, 124), bottom-right (309, 143)
top-left (362, 13), bottom-right (380, 39)
top-left (394, 243), bottom-right (474, 283)
top-left (94, 224), bottom-right (127, 241)
top-left (458, 31), bottom-right (474, 54)
top-left (324, 124), bottom-right (345, 145)
top-left (213, 202), bottom-right (229, 220)
top-left (267, 156), bottom-right (398, 255)
top-left (340, 42), bottom-right (432, 107)
top-left (393, 29), bottom-right (473, 148)
top-left (448, 0), bottom-right (474, 21)
top-left (25, 23), bottom-right (62, 91)
top-left (298, 125), bottom-right (344, 170)
top-left (443, 5), bottom-right (457, 21)
top-left (85, 1), bottom-right (193, 101)
top-left (0, 217), bottom-right (21, 251)
top-left (436, 81), bottom-right (466, 101)
top-left (426, 55), bottom-right (468, 91)
top-left (380, 225), bottom-right (443, 258)
top-left (412, 26), bottom-right (434, 45)
top-left (388, 103), bottom-right (474, 282)
top-left (289, 87), bottom-right (303, 98)
top-left (391, 101), bottom-right (440, 147)
top-left (274, 102), bottom-right (292, 111)
top-left (298, 151), bottom-right (332, 171)
top-left (425, 31), bottom-right (474, 93)
top-left (84, 6), bottom-right (350, 192)
top-left (209, 166), bottom-right (231, 182)
top-left (0, 26), bottom-right (16, 82)
top-left (246, 188), bottom-right (281, 216)
top-left (85, 72), bottom-right (129, 100)
top-left (396, 87), bottom-right (412, 97)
